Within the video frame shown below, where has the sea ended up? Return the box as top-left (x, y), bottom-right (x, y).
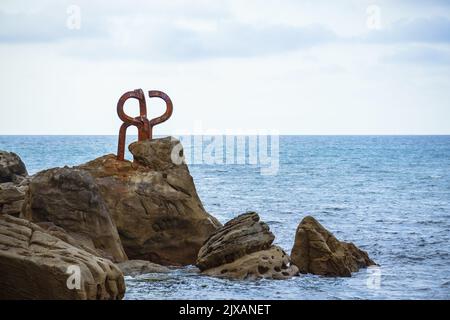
top-left (1, 135), bottom-right (449, 300)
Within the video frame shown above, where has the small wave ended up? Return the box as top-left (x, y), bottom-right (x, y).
top-left (212, 169), bottom-right (229, 173)
top-left (417, 220), bottom-right (445, 225)
top-left (323, 206), bottom-right (347, 211)
top-left (395, 254), bottom-right (426, 262)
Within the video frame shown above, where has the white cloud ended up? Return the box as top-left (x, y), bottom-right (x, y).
top-left (383, 45), bottom-right (450, 66)
top-left (0, 0), bottom-right (449, 134)
top-left (362, 16), bottom-right (450, 44)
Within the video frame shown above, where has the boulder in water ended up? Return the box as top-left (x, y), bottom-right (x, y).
top-left (290, 216), bottom-right (376, 277)
top-left (197, 212), bottom-right (298, 280)
top-left (202, 245), bottom-right (298, 280)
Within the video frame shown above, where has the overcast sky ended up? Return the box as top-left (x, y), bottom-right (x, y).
top-left (0, 0), bottom-right (449, 135)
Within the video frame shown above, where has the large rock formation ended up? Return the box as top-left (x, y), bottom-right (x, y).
top-left (0, 151), bottom-right (29, 217)
top-left (0, 214), bottom-right (125, 299)
top-left (290, 216), bottom-right (376, 277)
top-left (22, 167), bottom-right (127, 263)
top-left (197, 212), bottom-right (298, 280)
top-left (78, 137), bottom-right (221, 266)
top-left (0, 151), bottom-right (28, 183)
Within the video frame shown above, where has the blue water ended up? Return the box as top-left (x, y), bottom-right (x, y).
top-left (1, 135), bottom-right (450, 300)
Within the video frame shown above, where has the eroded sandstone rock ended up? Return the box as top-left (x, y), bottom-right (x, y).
top-left (202, 245), bottom-right (298, 280)
top-left (35, 221), bottom-right (113, 259)
top-left (197, 212), bottom-right (274, 271)
top-left (78, 137), bottom-right (221, 266)
top-left (0, 150), bottom-right (28, 183)
top-left (22, 167), bottom-right (127, 262)
top-left (0, 214), bottom-right (125, 299)
top-left (197, 212), bottom-right (298, 280)
top-left (0, 151), bottom-right (29, 217)
top-left (290, 216), bottom-right (376, 277)
top-left (0, 181), bottom-right (28, 217)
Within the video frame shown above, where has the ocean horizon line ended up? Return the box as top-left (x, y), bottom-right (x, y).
top-left (1, 134), bottom-right (450, 137)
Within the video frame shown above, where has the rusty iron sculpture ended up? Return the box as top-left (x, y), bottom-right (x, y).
top-left (116, 89), bottom-right (173, 161)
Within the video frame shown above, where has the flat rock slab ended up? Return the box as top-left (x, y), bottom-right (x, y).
top-left (117, 259), bottom-right (170, 276)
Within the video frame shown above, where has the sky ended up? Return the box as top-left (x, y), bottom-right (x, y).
top-left (0, 0), bottom-right (449, 135)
